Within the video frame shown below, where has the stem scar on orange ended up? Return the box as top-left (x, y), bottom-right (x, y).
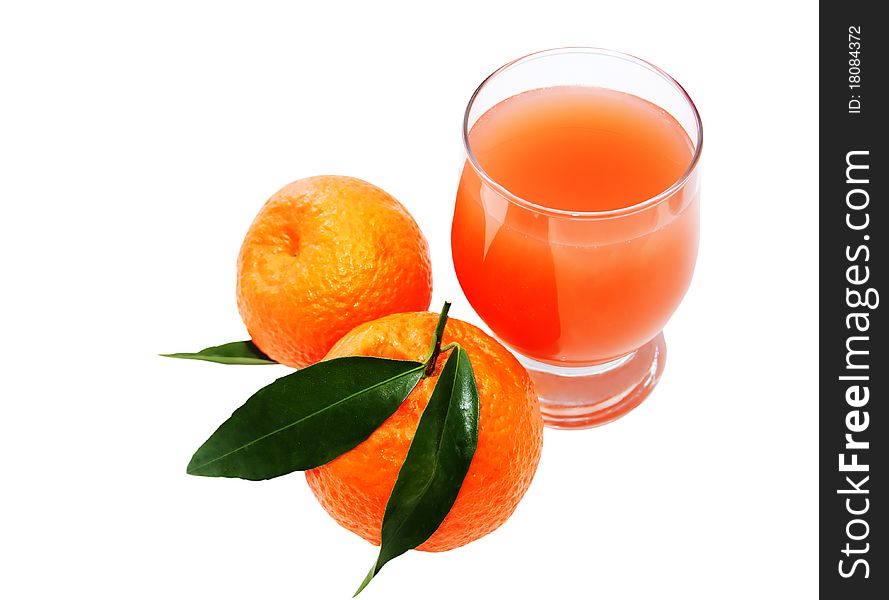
top-left (306, 312), bottom-right (544, 552)
top-left (236, 175), bottom-right (433, 368)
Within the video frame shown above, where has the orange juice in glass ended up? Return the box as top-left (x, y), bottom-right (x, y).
top-left (452, 48), bottom-right (702, 428)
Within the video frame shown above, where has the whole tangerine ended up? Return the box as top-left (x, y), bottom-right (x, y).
top-left (305, 311), bottom-right (543, 552)
top-left (236, 176), bottom-right (432, 368)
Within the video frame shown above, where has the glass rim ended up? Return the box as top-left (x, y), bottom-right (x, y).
top-left (461, 46), bottom-right (704, 220)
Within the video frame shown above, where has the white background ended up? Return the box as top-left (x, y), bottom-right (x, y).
top-left (0, 1), bottom-right (818, 598)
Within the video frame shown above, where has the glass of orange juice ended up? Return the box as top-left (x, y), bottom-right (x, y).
top-left (452, 48), bottom-right (702, 428)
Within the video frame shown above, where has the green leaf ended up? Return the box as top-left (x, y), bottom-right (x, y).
top-left (187, 357), bottom-right (424, 479)
top-left (356, 347), bottom-right (479, 595)
top-left (161, 340), bottom-right (277, 365)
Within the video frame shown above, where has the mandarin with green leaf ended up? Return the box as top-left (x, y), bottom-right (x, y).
top-left (305, 311), bottom-right (543, 552)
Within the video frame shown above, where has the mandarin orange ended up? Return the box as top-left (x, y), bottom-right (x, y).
top-left (305, 311), bottom-right (543, 552)
top-left (236, 176), bottom-right (432, 368)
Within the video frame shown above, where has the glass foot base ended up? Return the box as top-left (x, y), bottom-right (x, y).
top-left (516, 333), bottom-right (667, 429)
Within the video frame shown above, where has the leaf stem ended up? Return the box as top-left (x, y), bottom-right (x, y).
top-left (424, 301), bottom-right (452, 376)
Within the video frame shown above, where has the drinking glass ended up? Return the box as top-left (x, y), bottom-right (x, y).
top-left (452, 48), bottom-right (702, 428)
